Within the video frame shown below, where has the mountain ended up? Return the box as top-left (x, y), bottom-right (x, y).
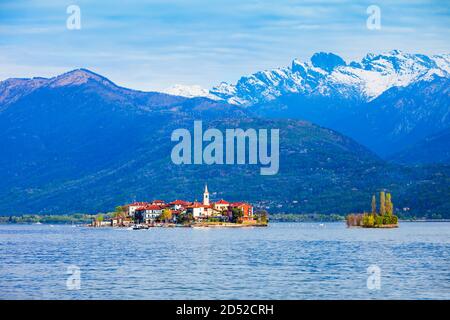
top-left (211, 51), bottom-right (450, 159)
top-left (0, 69), bottom-right (449, 217)
top-left (389, 128), bottom-right (450, 164)
top-left (210, 50), bottom-right (450, 106)
top-left (341, 75), bottom-right (450, 157)
top-left (162, 84), bottom-right (219, 100)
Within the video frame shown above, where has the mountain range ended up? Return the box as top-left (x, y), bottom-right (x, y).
top-left (0, 51), bottom-right (449, 217)
top-left (208, 51), bottom-right (450, 158)
top-left (210, 50), bottom-right (450, 105)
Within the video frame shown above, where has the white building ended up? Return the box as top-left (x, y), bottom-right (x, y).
top-left (127, 202), bottom-right (149, 217)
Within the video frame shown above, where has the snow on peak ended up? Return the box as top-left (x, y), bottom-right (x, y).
top-left (163, 84), bottom-right (220, 100)
top-left (210, 51), bottom-right (450, 105)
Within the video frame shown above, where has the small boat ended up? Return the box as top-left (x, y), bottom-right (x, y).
top-left (133, 225), bottom-right (149, 230)
top-left (34, 222), bottom-right (42, 225)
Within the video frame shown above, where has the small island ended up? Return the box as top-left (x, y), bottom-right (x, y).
top-left (91, 184), bottom-right (268, 229)
top-left (346, 191), bottom-right (399, 228)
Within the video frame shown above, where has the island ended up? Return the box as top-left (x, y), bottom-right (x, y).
top-left (90, 184), bottom-right (268, 228)
top-left (346, 191), bottom-right (399, 228)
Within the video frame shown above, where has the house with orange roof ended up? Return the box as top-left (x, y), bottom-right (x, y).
top-left (135, 204), bottom-right (163, 223)
top-left (186, 185), bottom-right (219, 219)
top-left (230, 202), bottom-right (254, 221)
top-left (170, 200), bottom-right (191, 211)
top-left (127, 202), bottom-right (150, 217)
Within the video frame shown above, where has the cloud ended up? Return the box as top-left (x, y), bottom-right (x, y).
top-left (0, 0), bottom-right (449, 90)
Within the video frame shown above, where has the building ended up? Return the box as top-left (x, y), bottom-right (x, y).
top-left (135, 204), bottom-right (163, 223)
top-left (127, 202), bottom-right (150, 217)
top-left (125, 184), bottom-right (254, 223)
top-left (111, 217), bottom-right (132, 227)
top-left (214, 199), bottom-right (230, 212)
top-left (230, 202), bottom-right (254, 221)
top-left (170, 200), bottom-right (190, 211)
top-left (203, 184), bottom-right (209, 206)
top-left (186, 202), bottom-right (207, 219)
top-left (152, 200), bottom-right (166, 206)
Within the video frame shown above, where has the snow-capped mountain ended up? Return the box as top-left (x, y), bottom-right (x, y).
top-left (163, 84), bottom-right (219, 100)
top-left (210, 50), bottom-right (450, 105)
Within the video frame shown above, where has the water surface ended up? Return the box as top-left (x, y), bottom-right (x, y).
top-left (0, 222), bottom-right (449, 299)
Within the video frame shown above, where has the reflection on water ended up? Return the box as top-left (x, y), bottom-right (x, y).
top-left (0, 222), bottom-right (449, 299)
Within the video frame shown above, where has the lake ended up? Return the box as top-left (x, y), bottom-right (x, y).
top-left (0, 222), bottom-right (449, 299)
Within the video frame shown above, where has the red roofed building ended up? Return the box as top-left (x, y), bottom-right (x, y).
top-left (230, 202), bottom-right (254, 221)
top-left (126, 184), bottom-right (254, 223)
top-left (214, 199), bottom-right (230, 212)
top-left (127, 202), bottom-right (150, 217)
top-left (170, 200), bottom-right (191, 210)
top-left (135, 204), bottom-right (163, 223)
top-left (186, 201), bottom-right (218, 219)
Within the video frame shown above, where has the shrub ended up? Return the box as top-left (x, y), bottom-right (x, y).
top-left (367, 215), bottom-right (374, 227)
top-left (362, 214), bottom-right (375, 227)
top-left (391, 215), bottom-right (398, 225)
top-left (375, 215), bottom-right (383, 226)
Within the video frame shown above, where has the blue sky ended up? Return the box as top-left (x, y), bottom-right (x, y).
top-left (0, 0), bottom-right (449, 91)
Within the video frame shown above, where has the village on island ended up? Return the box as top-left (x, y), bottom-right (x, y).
top-left (91, 184), bottom-right (268, 229)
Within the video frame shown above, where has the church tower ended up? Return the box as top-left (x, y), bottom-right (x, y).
top-left (203, 184), bottom-right (210, 206)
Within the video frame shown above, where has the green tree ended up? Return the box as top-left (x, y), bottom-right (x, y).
top-left (379, 191), bottom-right (386, 216)
top-left (114, 206), bottom-right (127, 219)
top-left (371, 195), bottom-right (377, 216)
top-left (385, 193), bottom-right (393, 216)
top-left (255, 210), bottom-right (269, 224)
top-left (178, 212), bottom-right (194, 224)
top-left (231, 207), bottom-right (244, 223)
top-left (375, 215), bottom-right (383, 226)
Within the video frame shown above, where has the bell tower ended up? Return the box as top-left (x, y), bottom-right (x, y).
top-left (203, 184), bottom-right (209, 206)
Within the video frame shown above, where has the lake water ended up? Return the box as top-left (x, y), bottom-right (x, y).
top-left (0, 222), bottom-right (449, 300)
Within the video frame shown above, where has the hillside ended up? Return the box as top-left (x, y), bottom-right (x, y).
top-left (389, 128), bottom-right (450, 164)
top-left (0, 69), bottom-right (449, 217)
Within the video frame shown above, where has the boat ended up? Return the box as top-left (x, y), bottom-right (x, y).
top-left (133, 225), bottom-right (149, 230)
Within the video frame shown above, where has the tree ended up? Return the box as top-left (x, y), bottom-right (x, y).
top-left (178, 212), bottom-right (194, 224)
top-left (371, 195), bottom-right (377, 216)
top-left (231, 207), bottom-right (244, 223)
top-left (114, 206), bottom-right (127, 219)
top-left (159, 209), bottom-right (173, 223)
top-left (379, 191), bottom-right (386, 216)
top-left (386, 193), bottom-right (393, 216)
top-left (255, 210), bottom-right (269, 224)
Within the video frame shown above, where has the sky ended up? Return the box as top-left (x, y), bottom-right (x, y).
top-left (0, 0), bottom-right (449, 91)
